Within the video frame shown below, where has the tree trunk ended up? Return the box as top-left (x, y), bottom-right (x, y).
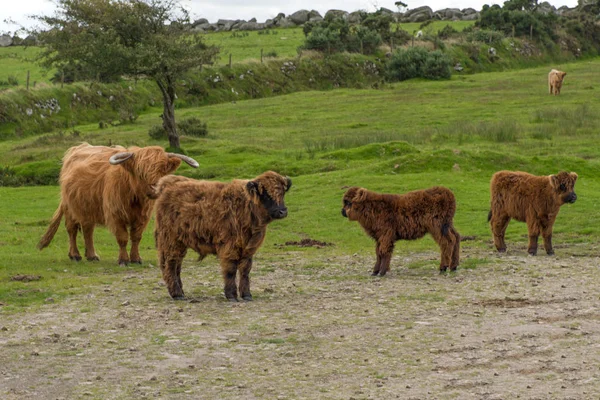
top-left (156, 77), bottom-right (180, 149)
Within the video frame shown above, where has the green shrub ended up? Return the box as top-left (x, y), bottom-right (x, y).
top-left (178, 117), bottom-right (208, 137)
top-left (387, 47), bottom-right (452, 81)
top-left (386, 46), bottom-right (428, 81)
top-left (422, 50), bottom-right (452, 80)
top-left (148, 124), bottom-right (167, 140)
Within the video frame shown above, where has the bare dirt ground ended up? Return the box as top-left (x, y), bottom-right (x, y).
top-left (2, 243), bottom-right (600, 399)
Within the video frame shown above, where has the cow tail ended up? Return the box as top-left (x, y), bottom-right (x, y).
top-left (487, 210), bottom-right (492, 222)
top-left (37, 203), bottom-right (64, 250)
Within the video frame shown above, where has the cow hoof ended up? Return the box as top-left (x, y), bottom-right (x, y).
top-left (497, 248), bottom-right (506, 253)
top-left (547, 251), bottom-right (555, 256)
top-left (449, 267), bottom-right (458, 273)
top-left (69, 255), bottom-right (82, 262)
top-left (171, 295), bottom-right (185, 300)
top-left (242, 295), bottom-right (253, 301)
top-left (118, 261), bottom-right (129, 267)
top-left (87, 256), bottom-right (100, 262)
top-left (371, 271), bottom-right (379, 276)
top-left (378, 271), bottom-right (387, 277)
top-left (130, 259), bottom-right (142, 265)
top-left (528, 251), bottom-right (537, 256)
top-left (227, 297), bottom-right (239, 303)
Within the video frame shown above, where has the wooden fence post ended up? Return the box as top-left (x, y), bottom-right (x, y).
top-left (26, 70), bottom-right (30, 91)
top-left (261, 48), bottom-right (263, 63)
top-left (61, 71), bottom-right (65, 88)
top-left (229, 54), bottom-right (232, 68)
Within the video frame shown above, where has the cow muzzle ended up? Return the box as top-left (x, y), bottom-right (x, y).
top-left (270, 207), bottom-right (288, 219)
top-left (341, 208), bottom-right (347, 218)
top-left (566, 192), bottom-right (577, 204)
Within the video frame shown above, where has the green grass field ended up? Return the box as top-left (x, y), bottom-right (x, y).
top-left (0, 57), bottom-right (599, 311)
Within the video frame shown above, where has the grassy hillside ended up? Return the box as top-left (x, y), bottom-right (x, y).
top-left (0, 47), bottom-right (54, 88)
top-left (1, 57), bottom-right (599, 310)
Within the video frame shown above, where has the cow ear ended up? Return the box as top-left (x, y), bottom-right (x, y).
top-left (285, 177), bottom-right (292, 192)
top-left (570, 172), bottom-right (578, 181)
top-left (166, 157), bottom-right (181, 173)
top-left (246, 181), bottom-right (258, 195)
top-left (353, 188), bottom-right (368, 203)
top-left (549, 175), bottom-right (559, 188)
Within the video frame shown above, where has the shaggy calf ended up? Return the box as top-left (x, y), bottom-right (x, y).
top-left (38, 143), bottom-right (198, 265)
top-left (548, 69), bottom-right (567, 95)
top-left (488, 171), bottom-right (578, 255)
top-left (341, 186), bottom-right (460, 275)
top-left (153, 171), bottom-right (292, 301)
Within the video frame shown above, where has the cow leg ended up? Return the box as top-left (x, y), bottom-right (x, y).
top-left (82, 223), bottom-right (99, 261)
top-left (490, 213), bottom-right (510, 253)
top-left (375, 239), bottom-right (394, 276)
top-left (129, 218), bottom-right (149, 264)
top-left (114, 223), bottom-right (130, 266)
top-left (238, 258), bottom-right (253, 301)
top-left (160, 252), bottom-right (186, 300)
top-left (449, 227), bottom-right (461, 271)
top-left (541, 215), bottom-right (556, 255)
top-left (526, 220), bottom-right (540, 256)
top-left (433, 229), bottom-right (456, 273)
top-left (65, 213), bottom-right (82, 261)
top-left (222, 260), bottom-right (239, 302)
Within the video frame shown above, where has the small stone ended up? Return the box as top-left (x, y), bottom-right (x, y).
top-left (1, 326), bottom-right (7, 331)
top-left (45, 297), bottom-right (55, 303)
top-left (406, 384), bottom-right (411, 389)
top-left (79, 326), bottom-right (87, 332)
top-left (150, 376), bottom-right (157, 381)
top-left (121, 301), bottom-right (130, 306)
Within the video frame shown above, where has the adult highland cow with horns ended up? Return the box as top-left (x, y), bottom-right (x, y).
top-left (38, 143), bottom-right (199, 266)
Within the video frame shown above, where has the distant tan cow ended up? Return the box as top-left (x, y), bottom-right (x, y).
top-left (548, 69), bottom-right (567, 95)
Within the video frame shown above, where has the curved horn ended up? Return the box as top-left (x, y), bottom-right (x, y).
top-left (168, 153), bottom-right (199, 168)
top-left (109, 152), bottom-right (133, 165)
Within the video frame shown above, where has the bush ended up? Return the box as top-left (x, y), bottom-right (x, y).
top-left (422, 50), bottom-right (452, 80)
top-left (178, 117), bottom-right (208, 137)
top-left (386, 47), bottom-right (452, 81)
top-left (148, 124), bottom-right (167, 140)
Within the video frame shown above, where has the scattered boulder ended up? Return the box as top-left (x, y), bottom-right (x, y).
top-left (239, 21), bottom-right (260, 31)
top-left (462, 8), bottom-right (477, 15)
top-left (217, 19), bottom-right (237, 31)
top-left (462, 13), bottom-right (480, 21)
top-left (0, 34), bottom-right (12, 47)
top-left (347, 11), bottom-right (364, 24)
top-left (289, 10), bottom-right (310, 24)
top-left (324, 9), bottom-right (349, 20)
top-left (276, 17), bottom-right (296, 28)
top-left (192, 18), bottom-right (209, 27)
top-left (404, 6), bottom-right (434, 22)
top-left (308, 10), bottom-right (322, 20)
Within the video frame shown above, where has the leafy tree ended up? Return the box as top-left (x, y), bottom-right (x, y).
top-left (34, 0), bottom-right (218, 149)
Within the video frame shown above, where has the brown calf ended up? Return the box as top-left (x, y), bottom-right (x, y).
top-left (341, 186), bottom-right (460, 275)
top-left (548, 69), bottom-right (567, 95)
top-left (153, 171), bottom-right (292, 301)
top-left (38, 143), bottom-right (198, 265)
top-left (488, 171), bottom-right (578, 255)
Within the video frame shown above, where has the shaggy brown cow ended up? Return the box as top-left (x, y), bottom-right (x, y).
top-left (548, 69), bottom-right (567, 95)
top-left (153, 171), bottom-right (292, 301)
top-left (38, 143), bottom-right (199, 265)
top-left (341, 186), bottom-right (460, 275)
top-left (488, 171), bottom-right (578, 255)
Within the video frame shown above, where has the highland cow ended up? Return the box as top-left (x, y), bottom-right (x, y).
top-left (488, 171), bottom-right (578, 255)
top-left (548, 69), bottom-right (567, 95)
top-left (153, 171), bottom-right (292, 301)
top-left (38, 143), bottom-right (199, 265)
top-left (341, 186), bottom-right (460, 275)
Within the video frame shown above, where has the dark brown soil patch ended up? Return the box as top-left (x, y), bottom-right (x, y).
top-left (281, 239), bottom-right (333, 248)
top-left (10, 275), bottom-right (41, 282)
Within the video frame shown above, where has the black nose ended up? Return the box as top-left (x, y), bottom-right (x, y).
top-left (276, 208), bottom-right (288, 218)
top-left (341, 209), bottom-right (347, 218)
top-left (570, 193), bottom-right (577, 203)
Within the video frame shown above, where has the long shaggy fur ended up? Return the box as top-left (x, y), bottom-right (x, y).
top-left (153, 171), bottom-right (291, 301)
top-left (38, 143), bottom-right (183, 265)
top-left (489, 170), bottom-right (578, 255)
top-left (548, 69), bottom-right (567, 95)
top-left (341, 186), bottom-right (460, 275)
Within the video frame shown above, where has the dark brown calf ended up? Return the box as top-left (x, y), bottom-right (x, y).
top-left (488, 170), bottom-right (578, 255)
top-left (341, 186), bottom-right (460, 275)
top-left (153, 171), bottom-right (292, 301)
